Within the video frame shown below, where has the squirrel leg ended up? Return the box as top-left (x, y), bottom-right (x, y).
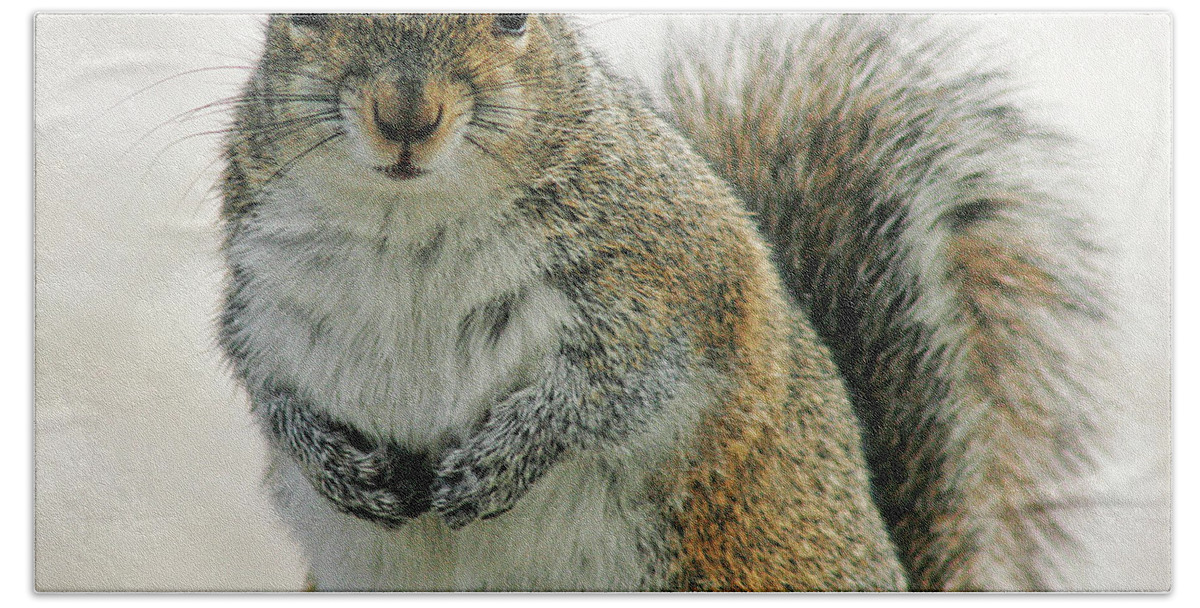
top-left (432, 333), bottom-right (689, 529)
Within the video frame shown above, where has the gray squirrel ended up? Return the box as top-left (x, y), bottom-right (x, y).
top-left (218, 14), bottom-right (1107, 591)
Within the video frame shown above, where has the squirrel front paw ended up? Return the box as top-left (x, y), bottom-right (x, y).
top-left (431, 389), bottom-right (570, 529)
top-left (431, 445), bottom-right (523, 529)
top-left (304, 441), bottom-right (437, 528)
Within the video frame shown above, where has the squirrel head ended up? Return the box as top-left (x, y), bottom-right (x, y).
top-left (252, 14), bottom-right (591, 193)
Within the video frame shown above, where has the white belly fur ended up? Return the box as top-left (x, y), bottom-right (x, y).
top-left (266, 448), bottom-right (659, 591)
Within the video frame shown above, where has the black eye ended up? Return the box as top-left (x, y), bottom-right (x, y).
top-left (493, 13), bottom-right (528, 37)
top-left (290, 13), bottom-right (331, 29)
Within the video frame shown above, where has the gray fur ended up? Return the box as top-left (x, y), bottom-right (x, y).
top-left (252, 384), bottom-right (435, 527)
top-left (433, 333), bottom-right (691, 528)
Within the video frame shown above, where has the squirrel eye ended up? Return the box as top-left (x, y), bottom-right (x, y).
top-left (290, 13), bottom-right (331, 29)
top-left (493, 13), bottom-right (528, 37)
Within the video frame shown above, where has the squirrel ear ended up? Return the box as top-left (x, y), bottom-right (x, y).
top-left (492, 14), bottom-right (529, 37)
top-left (289, 13), bottom-right (332, 30)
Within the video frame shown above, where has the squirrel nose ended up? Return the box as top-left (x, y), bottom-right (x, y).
top-left (373, 100), bottom-right (443, 145)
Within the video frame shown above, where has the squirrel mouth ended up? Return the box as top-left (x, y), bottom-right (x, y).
top-left (376, 160), bottom-right (425, 180)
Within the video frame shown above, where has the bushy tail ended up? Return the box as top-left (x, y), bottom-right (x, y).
top-left (663, 16), bottom-right (1109, 590)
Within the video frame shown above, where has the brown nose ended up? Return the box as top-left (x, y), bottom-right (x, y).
top-left (374, 100), bottom-right (443, 145)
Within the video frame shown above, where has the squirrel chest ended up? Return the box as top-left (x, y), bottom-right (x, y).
top-left (224, 169), bottom-right (574, 449)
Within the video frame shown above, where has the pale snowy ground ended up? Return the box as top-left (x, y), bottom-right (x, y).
top-left (33, 13), bottom-right (1170, 591)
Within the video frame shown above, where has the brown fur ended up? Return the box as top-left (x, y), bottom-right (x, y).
top-left (670, 317), bottom-right (907, 591)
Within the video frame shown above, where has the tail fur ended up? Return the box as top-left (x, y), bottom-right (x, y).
top-left (663, 16), bottom-right (1109, 590)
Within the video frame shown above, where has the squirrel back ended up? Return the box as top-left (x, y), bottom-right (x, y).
top-left (218, 14), bottom-right (1107, 591)
top-left (663, 16), bottom-right (1108, 590)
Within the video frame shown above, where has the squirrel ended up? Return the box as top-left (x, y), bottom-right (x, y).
top-left (217, 13), bottom-right (1107, 591)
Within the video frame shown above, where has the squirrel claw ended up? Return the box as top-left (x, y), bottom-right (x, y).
top-left (435, 499), bottom-right (480, 530)
top-left (431, 456), bottom-right (483, 528)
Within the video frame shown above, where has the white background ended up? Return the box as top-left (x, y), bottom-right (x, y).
top-left (22, 0), bottom-right (1180, 601)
